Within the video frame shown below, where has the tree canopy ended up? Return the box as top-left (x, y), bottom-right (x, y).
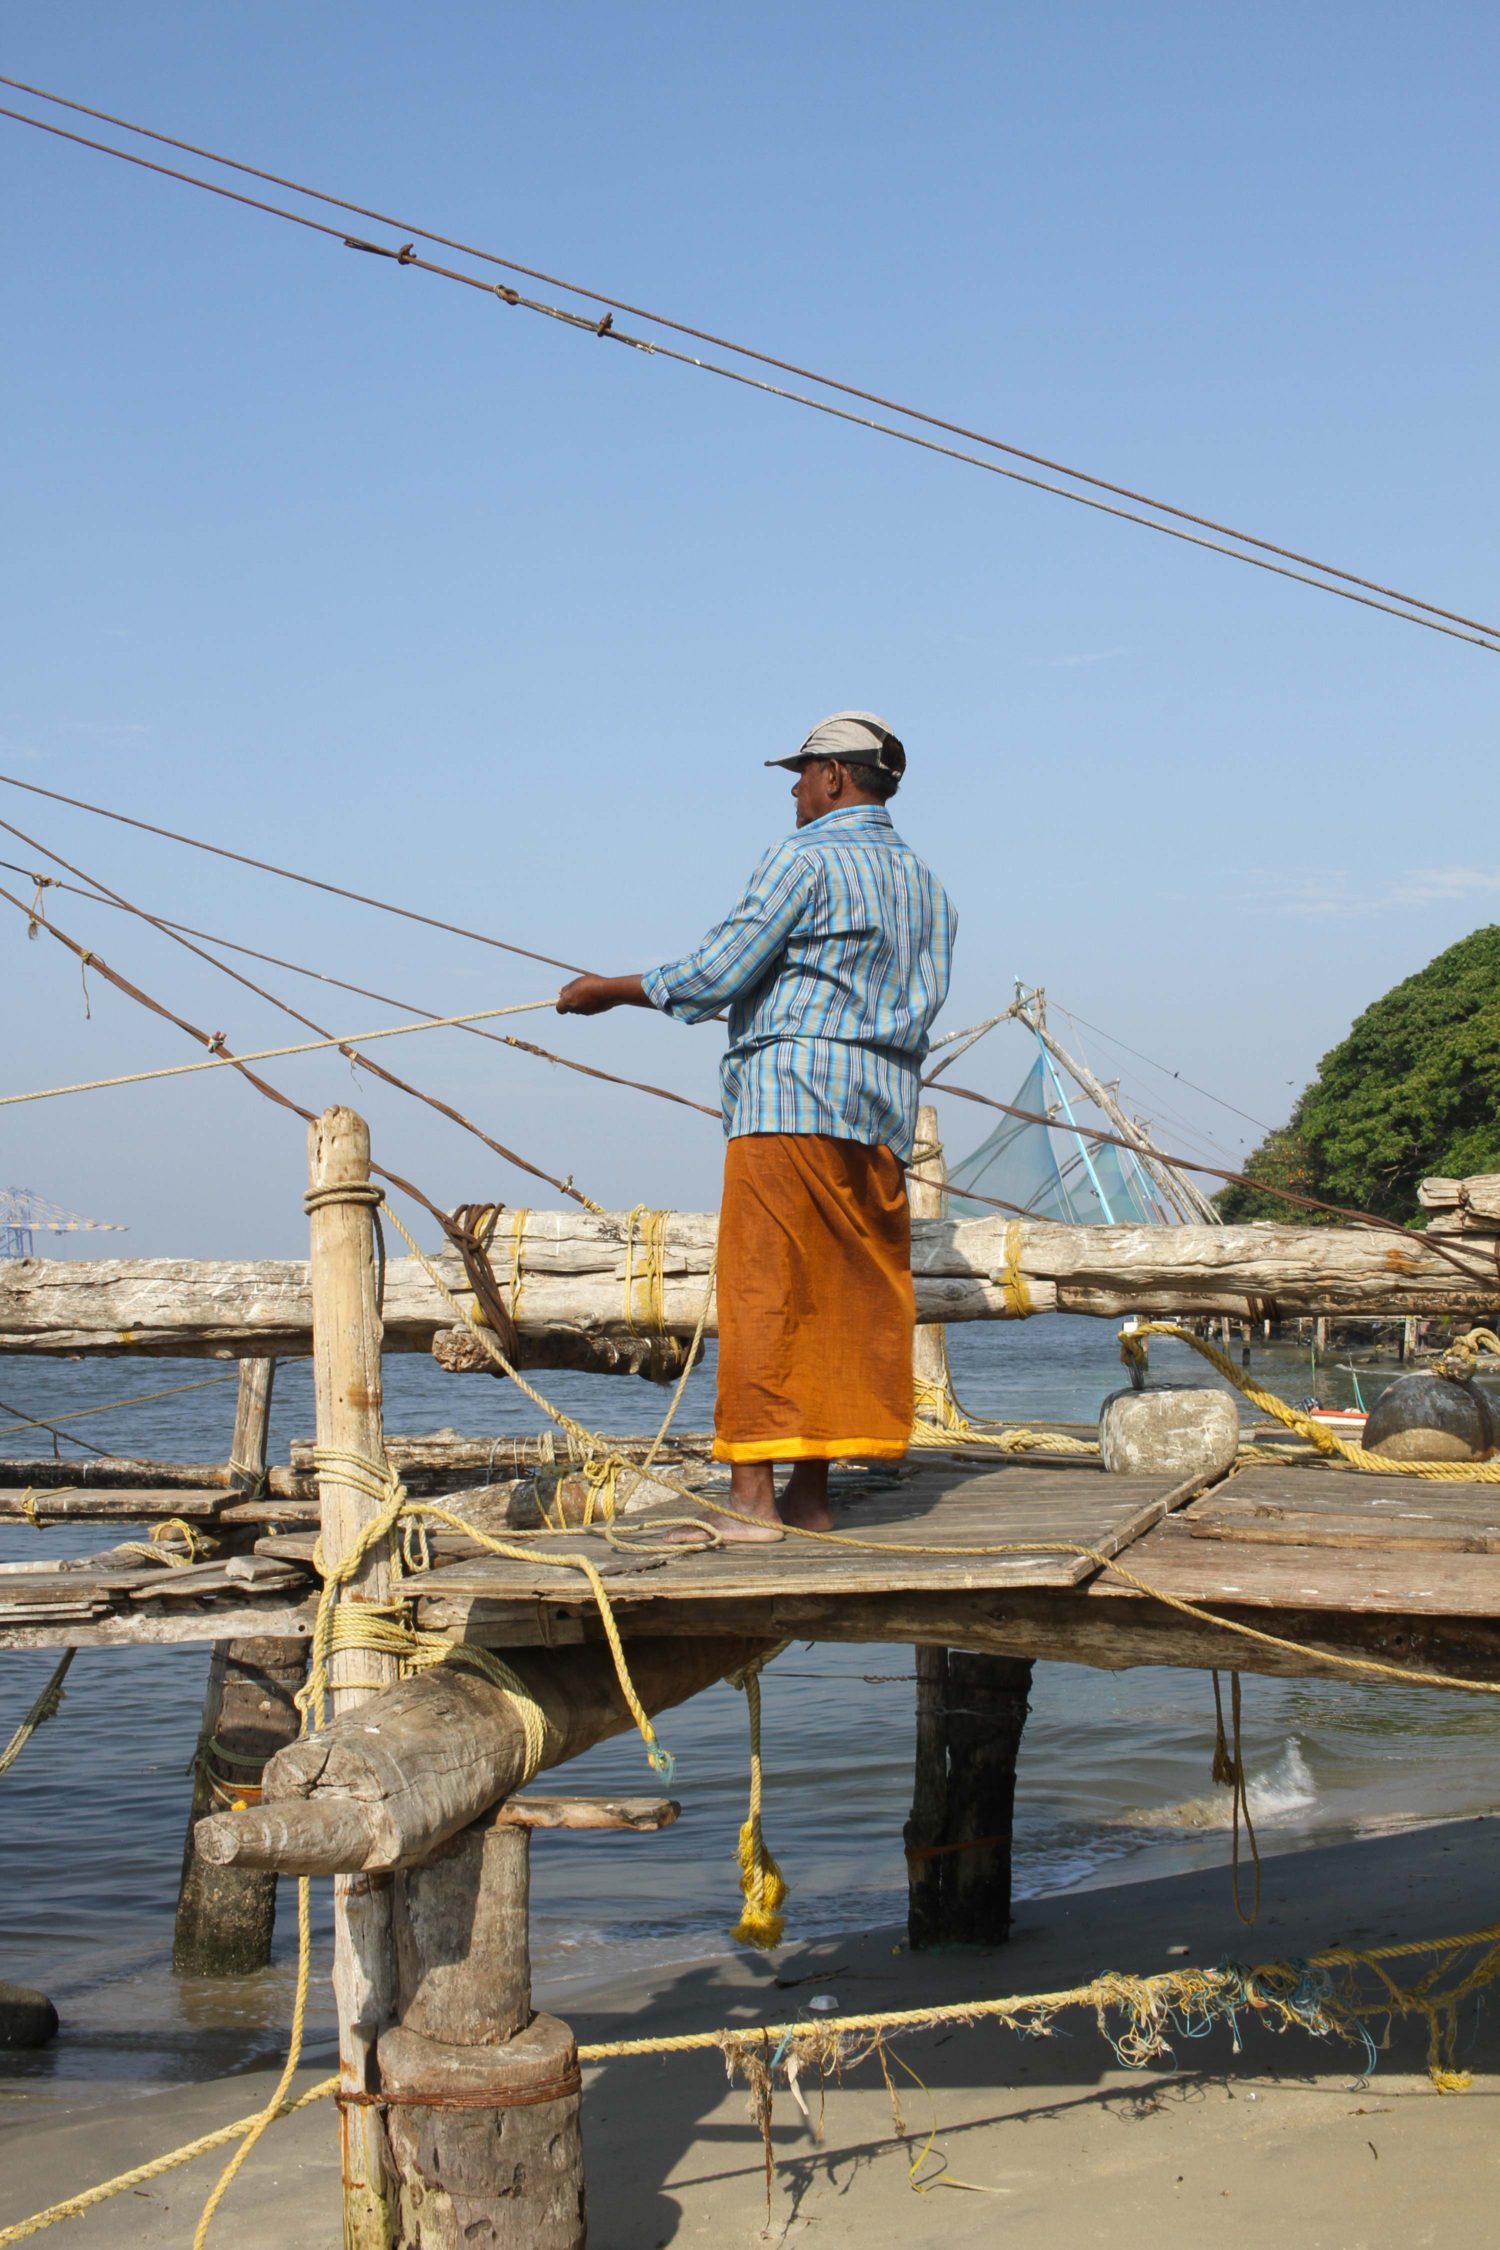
top-left (1217, 926), bottom-right (1500, 1224)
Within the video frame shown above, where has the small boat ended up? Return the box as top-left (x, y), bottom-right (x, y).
top-left (1302, 1399), bottom-right (1367, 1437)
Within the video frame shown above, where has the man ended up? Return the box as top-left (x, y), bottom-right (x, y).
top-left (557, 711), bottom-right (955, 1539)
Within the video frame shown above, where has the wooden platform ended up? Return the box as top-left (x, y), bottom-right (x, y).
top-left (8, 1456), bottom-right (1500, 1680)
top-left (408, 1459), bottom-right (1181, 1623)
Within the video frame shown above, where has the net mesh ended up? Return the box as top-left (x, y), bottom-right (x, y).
top-left (947, 1053), bottom-right (1167, 1224)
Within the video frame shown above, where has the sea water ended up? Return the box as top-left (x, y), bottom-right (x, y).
top-left (2, 1317), bottom-right (1497, 2099)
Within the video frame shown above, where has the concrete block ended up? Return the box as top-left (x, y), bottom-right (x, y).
top-left (1099, 1385), bottom-right (1239, 1479)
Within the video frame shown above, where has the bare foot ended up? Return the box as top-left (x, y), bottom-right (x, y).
top-left (707, 1499), bottom-right (786, 1544)
top-left (780, 1494), bottom-right (834, 1533)
top-left (781, 1465), bottom-right (834, 1534)
top-left (714, 1465), bottom-right (787, 1542)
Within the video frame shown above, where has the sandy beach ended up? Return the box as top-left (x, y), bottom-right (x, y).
top-left (3, 1816), bottom-right (1495, 2249)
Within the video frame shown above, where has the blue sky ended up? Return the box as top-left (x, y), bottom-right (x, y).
top-left (2, 2), bottom-right (1496, 1254)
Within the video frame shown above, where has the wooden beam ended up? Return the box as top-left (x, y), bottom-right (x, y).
top-left (4, 1206), bottom-right (1498, 1358)
top-left (194, 1633), bottom-right (768, 1874)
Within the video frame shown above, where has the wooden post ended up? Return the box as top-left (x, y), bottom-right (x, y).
top-left (380, 1817), bottom-right (585, 2249)
top-left (903, 1106), bottom-right (1035, 1948)
top-left (308, 1108), bottom-right (400, 2250)
top-left (173, 1635), bottom-right (305, 1973)
top-left (906, 1644), bottom-right (950, 1950)
top-left (908, 1108), bottom-right (951, 1947)
top-left (174, 1359), bottom-right (305, 1975)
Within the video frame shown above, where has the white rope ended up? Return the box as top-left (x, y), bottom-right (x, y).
top-left (0, 1001), bottom-right (557, 1109)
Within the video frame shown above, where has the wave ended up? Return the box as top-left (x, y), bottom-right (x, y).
top-left (1108, 1740), bottom-right (1318, 1833)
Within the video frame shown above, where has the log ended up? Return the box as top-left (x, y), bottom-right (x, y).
top-left (195, 1633), bottom-right (765, 1874)
top-left (5, 1208), bottom-right (1498, 1358)
top-left (307, 1108), bottom-right (399, 2250)
top-left (1418, 1174), bottom-right (1500, 1219)
top-left (476, 1585), bottom-right (1500, 1686)
top-left (383, 1810), bottom-right (586, 2245)
top-left (379, 2016), bottom-right (584, 2250)
top-left (0, 1457), bottom-right (237, 1492)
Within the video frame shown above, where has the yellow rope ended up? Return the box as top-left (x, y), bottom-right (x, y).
top-left (910, 1329), bottom-right (1097, 1455)
top-left (113, 1517), bottom-right (209, 1570)
top-left (1121, 1321), bottom-right (1500, 1481)
top-left (190, 1876), bottom-right (312, 2250)
top-left (727, 1654), bottom-right (789, 1949)
top-left (0, 1650), bottom-right (74, 1780)
top-left (0, 999), bottom-right (558, 1110)
top-left (574, 1917), bottom-right (1500, 2079)
top-left (508, 1206), bottom-right (530, 1324)
top-left (299, 1446), bottom-right (670, 1781)
top-left (622, 1205), bottom-right (670, 1338)
top-left (997, 1220), bottom-right (1033, 1317)
top-left (4, 1915), bottom-right (1492, 2246)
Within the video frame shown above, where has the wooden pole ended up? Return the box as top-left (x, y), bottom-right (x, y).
top-left (381, 1817), bottom-right (585, 2248)
top-left (174, 1359), bottom-right (305, 1975)
top-left (902, 1105), bottom-right (1035, 1948)
top-left (308, 1108), bottom-right (399, 2250)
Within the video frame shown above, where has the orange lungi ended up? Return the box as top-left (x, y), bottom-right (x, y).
top-left (713, 1133), bottom-right (914, 1463)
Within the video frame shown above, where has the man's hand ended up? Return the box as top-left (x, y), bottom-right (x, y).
top-left (556, 973), bottom-right (650, 1016)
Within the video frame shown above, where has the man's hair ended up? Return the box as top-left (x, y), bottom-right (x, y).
top-left (841, 760), bottom-right (899, 805)
top-left (834, 758), bottom-right (900, 804)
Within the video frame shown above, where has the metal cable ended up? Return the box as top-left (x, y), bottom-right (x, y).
top-left (0, 810), bottom-right (672, 1197)
top-left (0, 855), bottom-right (717, 1119)
top-left (1, 99), bottom-right (1495, 652)
top-left (0, 767), bottom-right (583, 975)
top-left (3, 69), bottom-right (1497, 642)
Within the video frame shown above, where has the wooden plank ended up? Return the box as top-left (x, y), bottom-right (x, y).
top-left (1188, 1510), bottom-right (1500, 1555)
top-left (0, 1486), bottom-right (231, 1522)
top-left (1102, 1517), bottom-right (1500, 1615)
top-left (0, 1598), bottom-right (317, 1649)
top-left (408, 1465), bottom-right (1180, 1618)
top-left (1216, 1462), bottom-right (1500, 1501)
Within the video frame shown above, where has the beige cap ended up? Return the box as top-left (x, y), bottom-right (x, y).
top-left (766, 709), bottom-right (907, 777)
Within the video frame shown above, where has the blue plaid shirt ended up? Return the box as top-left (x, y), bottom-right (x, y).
top-left (643, 806), bottom-right (955, 1162)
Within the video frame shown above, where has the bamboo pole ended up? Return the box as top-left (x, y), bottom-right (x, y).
top-left (307, 1108), bottom-right (398, 2250)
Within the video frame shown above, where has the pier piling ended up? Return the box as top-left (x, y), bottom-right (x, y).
top-left (905, 1106), bottom-right (1035, 1948)
top-left (174, 1358), bottom-right (305, 1976)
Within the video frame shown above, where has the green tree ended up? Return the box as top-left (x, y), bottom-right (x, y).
top-left (1217, 925), bottom-right (1500, 1224)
